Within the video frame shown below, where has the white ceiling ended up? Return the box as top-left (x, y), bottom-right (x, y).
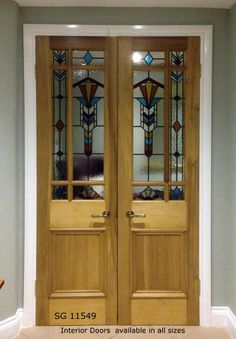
top-left (14, 0), bottom-right (236, 9)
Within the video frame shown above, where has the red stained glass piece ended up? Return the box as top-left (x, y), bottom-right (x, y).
top-left (173, 120), bottom-right (182, 132)
top-left (55, 119), bottom-right (64, 131)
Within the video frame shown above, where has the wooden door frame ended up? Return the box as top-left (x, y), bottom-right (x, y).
top-left (22, 24), bottom-right (213, 327)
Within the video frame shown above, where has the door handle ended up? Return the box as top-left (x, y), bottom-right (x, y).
top-left (127, 210), bottom-right (146, 218)
top-left (91, 210), bottom-right (111, 218)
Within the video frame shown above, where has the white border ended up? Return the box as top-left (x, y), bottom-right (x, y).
top-left (0, 308), bottom-right (23, 339)
top-left (23, 24), bottom-right (212, 327)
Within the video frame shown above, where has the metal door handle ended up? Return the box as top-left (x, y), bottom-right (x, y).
top-left (91, 210), bottom-right (111, 218)
top-left (127, 210), bottom-right (146, 218)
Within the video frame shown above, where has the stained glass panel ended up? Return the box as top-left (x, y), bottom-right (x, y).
top-left (169, 71), bottom-right (185, 182)
top-left (53, 70), bottom-right (67, 180)
top-left (72, 50), bottom-right (104, 66)
top-left (73, 185), bottom-right (104, 200)
top-left (133, 71), bottom-right (164, 182)
top-left (53, 186), bottom-right (67, 200)
top-left (169, 186), bottom-right (184, 200)
top-left (133, 186), bottom-right (164, 200)
top-left (73, 70), bottom-right (104, 181)
top-left (171, 51), bottom-right (184, 67)
top-left (53, 50), bottom-right (67, 65)
top-left (133, 51), bottom-right (165, 66)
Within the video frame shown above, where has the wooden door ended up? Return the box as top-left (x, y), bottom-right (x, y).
top-left (36, 36), bottom-right (118, 325)
top-left (118, 37), bottom-right (200, 325)
top-left (36, 36), bottom-right (200, 326)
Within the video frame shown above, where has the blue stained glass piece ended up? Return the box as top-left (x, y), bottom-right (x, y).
top-left (84, 51), bottom-right (93, 65)
top-left (144, 52), bottom-right (153, 65)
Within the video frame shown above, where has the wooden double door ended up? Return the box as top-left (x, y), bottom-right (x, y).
top-left (36, 36), bottom-right (200, 325)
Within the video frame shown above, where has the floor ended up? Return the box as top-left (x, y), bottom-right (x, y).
top-left (15, 326), bottom-right (235, 339)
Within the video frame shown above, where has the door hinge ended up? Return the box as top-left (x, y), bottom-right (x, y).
top-left (200, 64), bottom-right (202, 78)
top-left (35, 64), bottom-right (37, 79)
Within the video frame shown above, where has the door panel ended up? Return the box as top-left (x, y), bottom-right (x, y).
top-left (36, 35), bottom-right (199, 326)
top-left (118, 37), bottom-right (200, 325)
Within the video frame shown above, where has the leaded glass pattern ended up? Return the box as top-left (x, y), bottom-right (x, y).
top-left (133, 51), bottom-right (165, 66)
top-left (133, 186), bottom-right (164, 200)
top-left (53, 50), bottom-right (67, 65)
top-left (170, 71), bottom-right (185, 182)
top-left (169, 186), bottom-right (184, 200)
top-left (53, 186), bottom-right (67, 200)
top-left (73, 186), bottom-right (104, 200)
top-left (72, 50), bottom-right (104, 66)
top-left (171, 51), bottom-right (184, 67)
top-left (133, 71), bottom-right (164, 182)
top-left (53, 70), bottom-right (67, 180)
top-left (73, 70), bottom-right (104, 181)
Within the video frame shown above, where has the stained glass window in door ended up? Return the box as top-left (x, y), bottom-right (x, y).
top-left (53, 70), bottom-right (67, 181)
top-left (133, 186), bottom-right (164, 200)
top-left (171, 51), bottom-right (184, 67)
top-left (133, 51), bottom-right (165, 66)
top-left (170, 71), bottom-right (185, 182)
top-left (73, 185), bottom-right (104, 200)
top-left (53, 50), bottom-right (67, 65)
top-left (72, 50), bottom-right (104, 66)
top-left (169, 186), bottom-right (184, 200)
top-left (73, 70), bottom-right (104, 181)
top-left (53, 186), bottom-right (67, 200)
top-left (133, 71), bottom-right (164, 182)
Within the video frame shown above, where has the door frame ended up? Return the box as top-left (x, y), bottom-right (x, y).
top-left (22, 24), bottom-right (212, 327)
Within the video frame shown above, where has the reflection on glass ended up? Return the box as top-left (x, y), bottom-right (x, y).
top-left (73, 70), bottom-right (104, 180)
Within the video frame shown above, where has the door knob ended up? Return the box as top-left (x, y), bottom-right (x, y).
top-left (127, 210), bottom-right (146, 218)
top-left (91, 210), bottom-right (111, 218)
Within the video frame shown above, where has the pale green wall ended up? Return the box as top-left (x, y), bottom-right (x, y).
top-left (0, 2), bottom-right (233, 321)
top-left (228, 4), bottom-right (236, 316)
top-left (0, 0), bottom-right (23, 321)
top-left (20, 5), bottom-right (230, 308)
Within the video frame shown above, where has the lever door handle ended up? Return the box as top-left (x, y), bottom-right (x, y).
top-left (127, 210), bottom-right (146, 218)
top-left (91, 210), bottom-right (111, 218)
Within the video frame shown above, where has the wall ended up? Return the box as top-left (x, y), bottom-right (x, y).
top-left (228, 4), bottom-right (236, 316)
top-left (20, 6), bottom-right (230, 308)
top-left (0, 0), bottom-right (23, 321)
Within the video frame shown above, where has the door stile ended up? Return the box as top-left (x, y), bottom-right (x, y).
top-left (118, 37), bottom-right (133, 324)
top-left (36, 36), bottom-right (51, 325)
top-left (104, 37), bottom-right (118, 324)
top-left (185, 37), bottom-right (200, 324)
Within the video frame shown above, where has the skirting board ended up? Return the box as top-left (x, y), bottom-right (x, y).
top-left (0, 308), bottom-right (23, 339)
top-left (0, 307), bottom-right (235, 338)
